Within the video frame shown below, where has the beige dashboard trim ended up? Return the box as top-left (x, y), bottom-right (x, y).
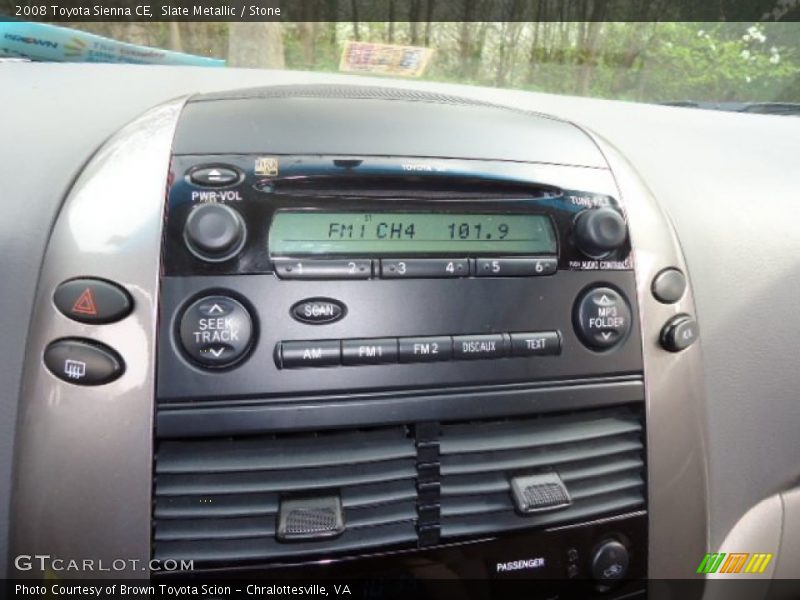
top-left (10, 98), bottom-right (186, 578)
top-left (588, 132), bottom-right (710, 579)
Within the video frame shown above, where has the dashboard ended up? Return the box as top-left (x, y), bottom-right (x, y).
top-left (2, 63), bottom-right (800, 596)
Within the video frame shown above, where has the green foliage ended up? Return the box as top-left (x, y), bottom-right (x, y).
top-left (57, 21), bottom-right (800, 103)
top-left (636, 23), bottom-right (800, 102)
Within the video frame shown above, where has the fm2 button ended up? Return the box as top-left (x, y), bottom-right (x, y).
top-left (179, 295), bottom-right (253, 368)
top-left (574, 286), bottom-right (632, 350)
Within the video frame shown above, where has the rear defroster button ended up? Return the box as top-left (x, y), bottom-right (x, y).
top-left (574, 287), bottom-right (632, 350)
top-left (179, 295), bottom-right (253, 368)
top-left (44, 338), bottom-right (124, 385)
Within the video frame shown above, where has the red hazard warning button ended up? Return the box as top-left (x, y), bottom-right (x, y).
top-left (53, 278), bottom-right (133, 324)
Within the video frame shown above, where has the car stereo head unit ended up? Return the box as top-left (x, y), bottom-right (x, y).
top-left (158, 152), bottom-right (639, 399)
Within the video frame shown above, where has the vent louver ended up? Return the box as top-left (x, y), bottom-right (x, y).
top-left (438, 408), bottom-right (646, 540)
top-left (153, 427), bottom-right (418, 564)
top-left (152, 406), bottom-right (645, 567)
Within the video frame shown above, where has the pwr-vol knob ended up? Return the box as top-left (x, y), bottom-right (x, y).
top-left (574, 207), bottom-right (627, 258)
top-left (183, 203), bottom-right (246, 262)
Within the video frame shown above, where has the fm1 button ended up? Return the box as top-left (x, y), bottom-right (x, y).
top-left (44, 339), bottom-right (124, 385)
top-left (342, 338), bottom-right (398, 365)
top-left (574, 287), bottom-right (632, 350)
top-left (179, 295), bottom-right (253, 368)
top-left (660, 314), bottom-right (698, 352)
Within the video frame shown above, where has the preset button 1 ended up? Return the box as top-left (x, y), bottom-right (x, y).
top-left (179, 295), bottom-right (253, 367)
top-left (274, 259), bottom-right (372, 280)
top-left (573, 287), bottom-right (632, 350)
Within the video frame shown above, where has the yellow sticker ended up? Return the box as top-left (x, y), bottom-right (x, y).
top-left (255, 157), bottom-right (279, 177)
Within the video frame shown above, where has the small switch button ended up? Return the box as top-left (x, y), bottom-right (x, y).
top-left (652, 268), bottom-right (687, 304)
top-left (660, 314), bottom-right (699, 352)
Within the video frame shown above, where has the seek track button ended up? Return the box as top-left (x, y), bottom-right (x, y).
top-left (179, 295), bottom-right (253, 368)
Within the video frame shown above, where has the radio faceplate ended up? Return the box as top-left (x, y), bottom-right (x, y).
top-left (158, 155), bottom-right (641, 403)
top-left (164, 155), bottom-right (632, 276)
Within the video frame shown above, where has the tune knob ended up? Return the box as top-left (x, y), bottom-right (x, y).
top-left (183, 203), bottom-right (246, 262)
top-left (574, 207), bottom-right (627, 258)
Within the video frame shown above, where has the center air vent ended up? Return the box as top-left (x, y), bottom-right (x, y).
top-left (438, 408), bottom-right (646, 540)
top-left (152, 406), bottom-right (645, 568)
top-left (153, 427), bottom-right (418, 565)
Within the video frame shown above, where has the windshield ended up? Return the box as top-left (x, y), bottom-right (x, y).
top-left (3, 20), bottom-right (799, 109)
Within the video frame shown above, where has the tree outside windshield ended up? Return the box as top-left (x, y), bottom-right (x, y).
top-left (29, 21), bottom-right (800, 103)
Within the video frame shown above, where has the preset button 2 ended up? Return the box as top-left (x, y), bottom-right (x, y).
top-left (380, 258), bottom-right (469, 278)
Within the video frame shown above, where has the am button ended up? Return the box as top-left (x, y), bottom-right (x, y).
top-left (280, 340), bottom-right (341, 368)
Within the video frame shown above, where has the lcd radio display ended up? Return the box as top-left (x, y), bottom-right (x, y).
top-left (269, 211), bottom-right (557, 256)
